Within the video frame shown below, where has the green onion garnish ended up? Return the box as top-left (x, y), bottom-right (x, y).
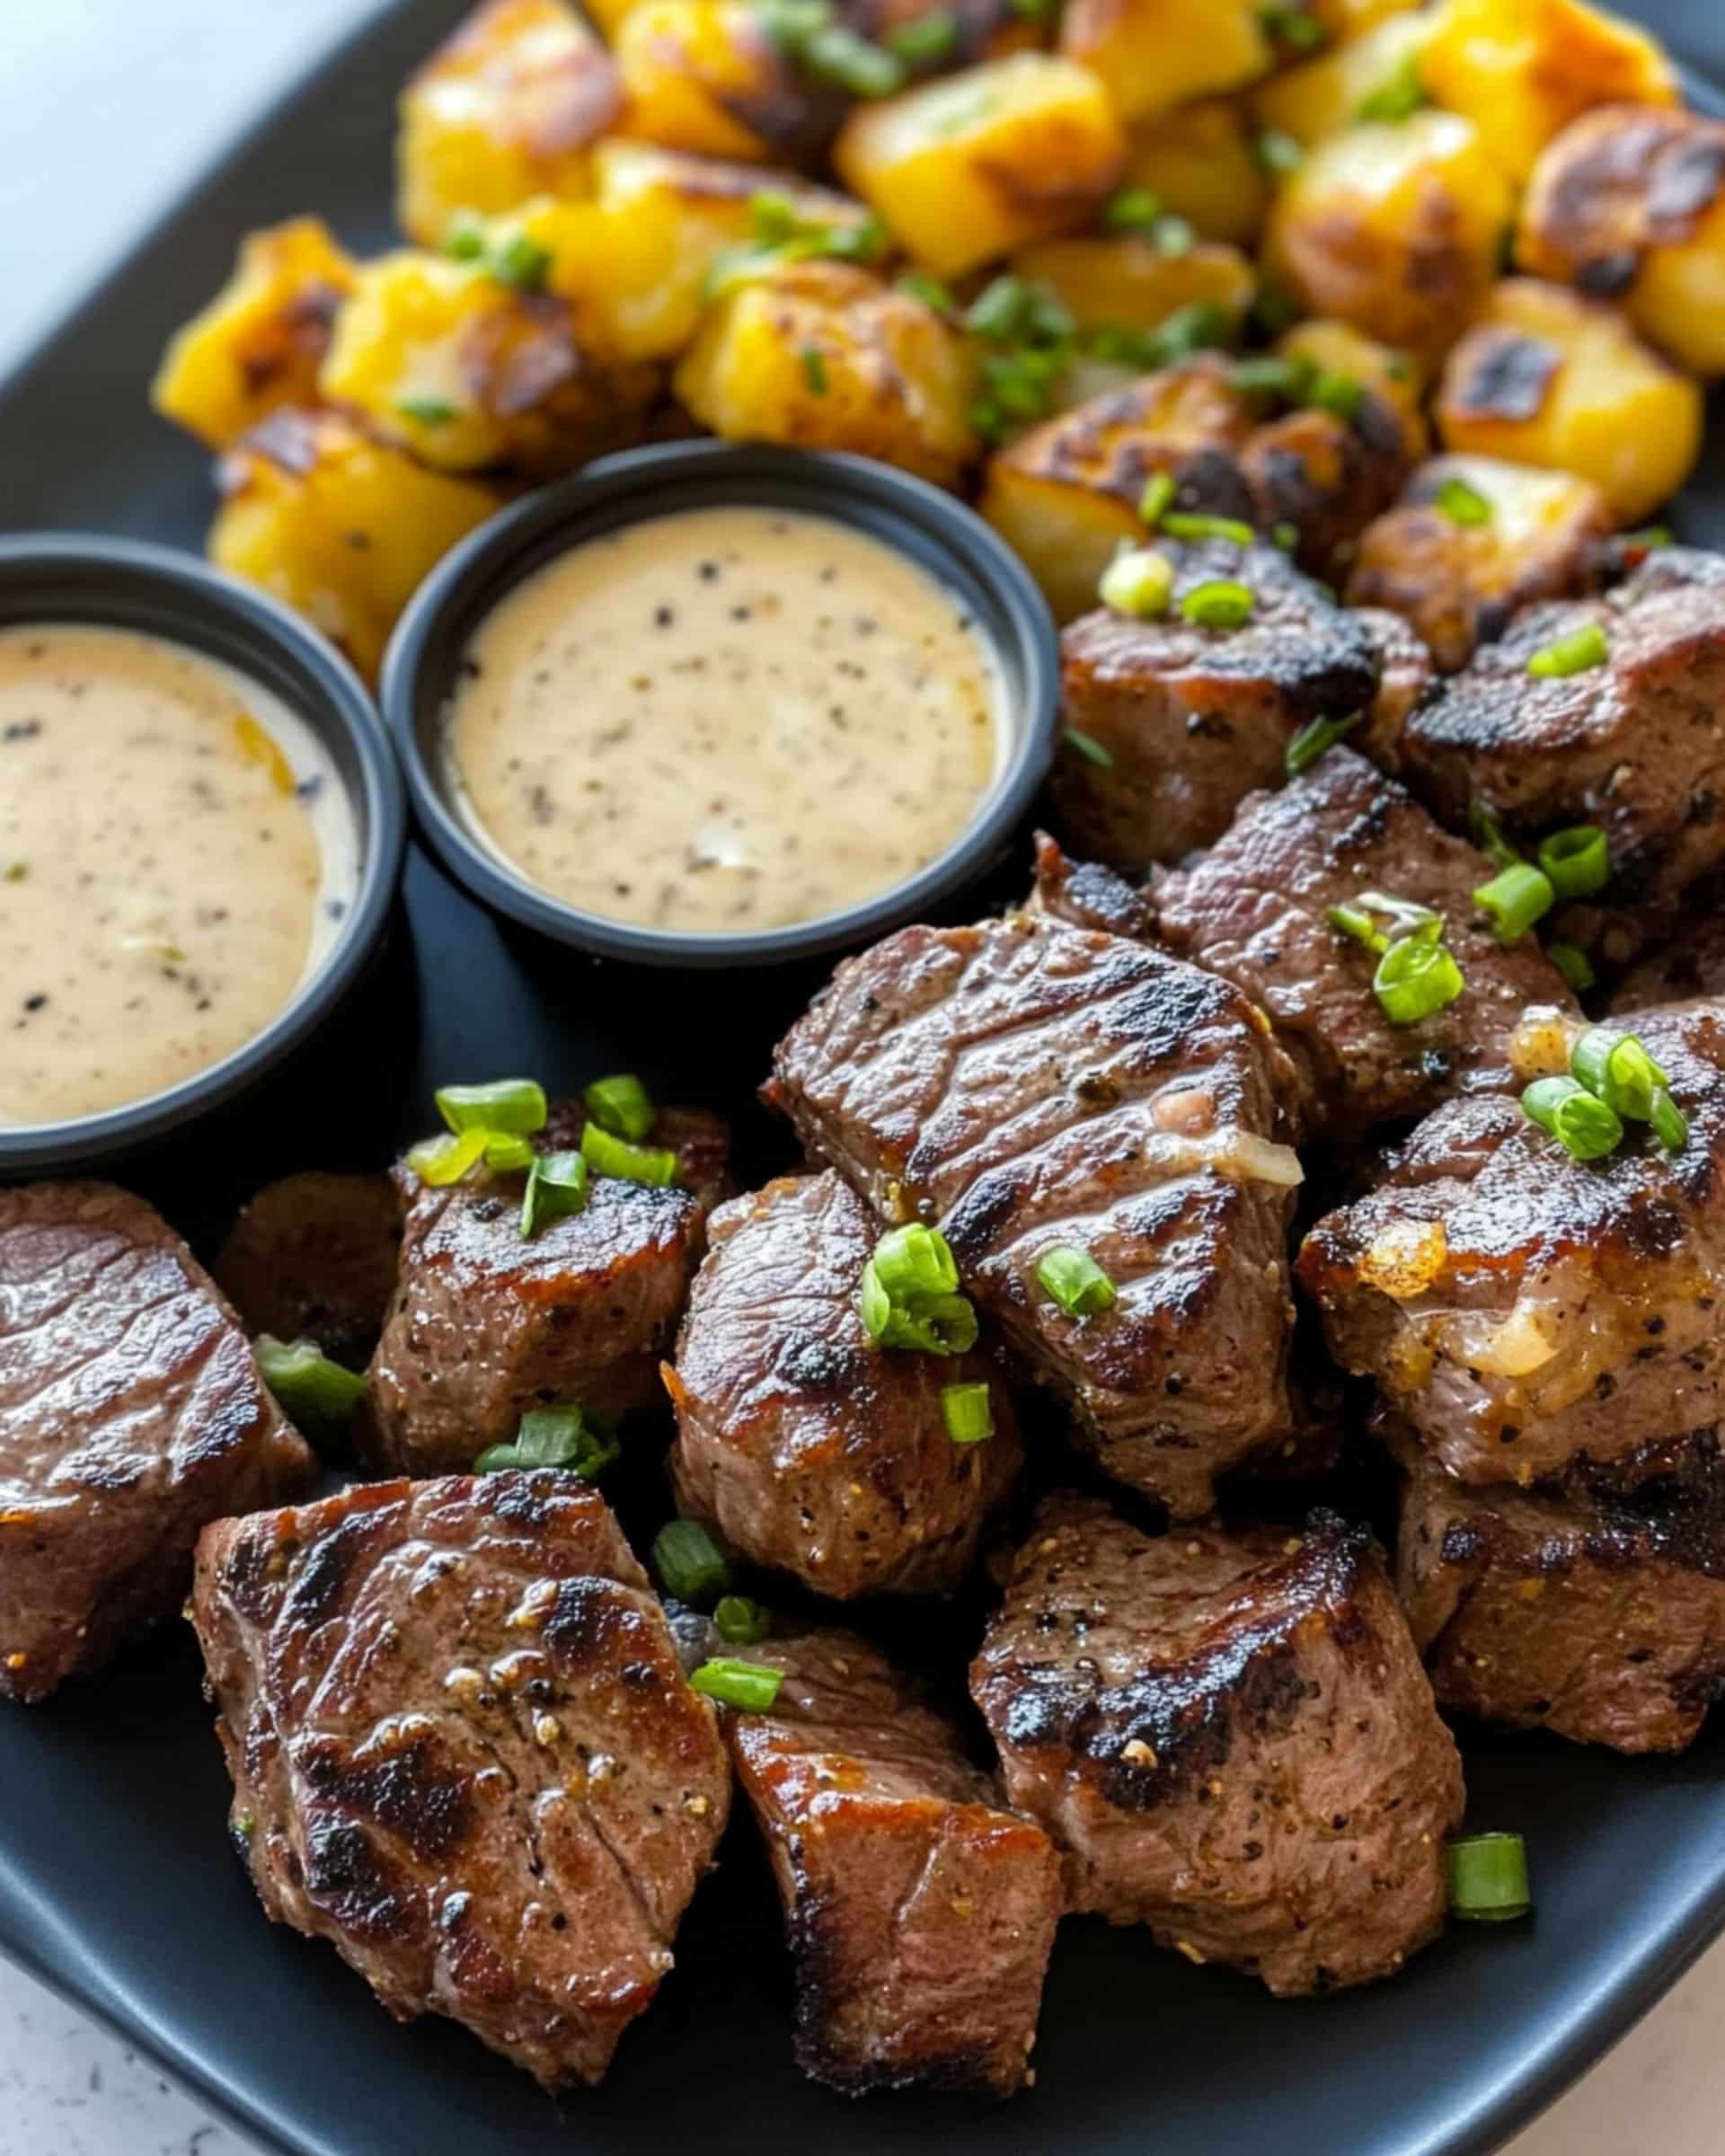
top-left (941, 1381), bottom-right (995, 1445)
top-left (1287, 710), bottom-right (1362, 778)
top-left (898, 269), bottom-right (956, 313)
top-left (255, 1336), bottom-right (367, 1429)
top-left (1469, 802), bottom-right (1522, 870)
top-left (483, 1130), bottom-right (535, 1172)
top-left (1650, 1086), bottom-right (1690, 1153)
top-left (802, 22), bottom-right (905, 95)
top-left (437, 1078), bottom-right (548, 1135)
top-left (1162, 510), bottom-right (1256, 545)
top-left (1138, 470), bottom-right (1176, 526)
top-left (1035, 1245), bottom-right (1118, 1318)
top-left (1099, 546), bottom-right (1174, 618)
top-left (965, 274), bottom-right (1033, 341)
top-left (690, 1657), bottom-right (783, 1710)
top-left (1546, 941), bottom-right (1596, 994)
top-left (1326, 890), bottom-right (1442, 954)
top-left (1521, 1075), bottom-right (1623, 1161)
top-left (1473, 862), bottom-right (1554, 943)
top-left (1064, 728), bottom-right (1115, 768)
top-left (475, 1401), bottom-right (617, 1479)
top-left (1622, 524), bottom-right (1672, 552)
top-left (519, 1147), bottom-right (588, 1238)
top-left (1354, 54), bottom-right (1427, 123)
top-left (1230, 353), bottom-right (1314, 404)
top-left (583, 1072), bottom-right (656, 1142)
top-left (886, 7), bottom-right (957, 62)
top-left (1374, 932), bottom-right (1464, 1027)
top-left (579, 1121), bottom-right (678, 1187)
top-left (445, 215), bottom-right (488, 262)
top-left (1570, 1028), bottom-right (1670, 1123)
top-left (406, 1127), bottom-right (489, 1187)
top-left (858, 1226), bottom-right (980, 1354)
top-left (1181, 579), bottom-right (1255, 628)
top-left (395, 395), bottom-right (459, 426)
top-left (653, 1518), bottom-right (731, 1605)
top-left (1253, 128), bottom-right (1304, 174)
top-left (871, 1223), bottom-right (960, 1302)
top-left (1434, 475), bottom-right (1491, 526)
top-left (753, 0), bottom-right (835, 49)
top-left (1447, 1833), bottom-right (1530, 1922)
top-left (1309, 368), bottom-right (1365, 420)
top-left (1536, 825), bottom-right (1609, 900)
top-left (491, 232), bottom-right (553, 292)
top-left (1260, 2), bottom-right (1324, 48)
top-left (801, 345), bottom-right (829, 394)
top-left (1271, 520), bottom-right (1299, 552)
top-left (713, 1595), bottom-right (770, 1645)
top-left (1102, 186), bottom-right (1163, 234)
top-left (1527, 623), bottom-right (1608, 678)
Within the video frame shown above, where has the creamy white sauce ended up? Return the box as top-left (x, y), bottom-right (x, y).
top-left (444, 505), bottom-right (1007, 934)
top-left (0, 623), bottom-right (358, 1127)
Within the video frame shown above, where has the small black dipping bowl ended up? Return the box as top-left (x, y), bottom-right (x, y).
top-left (381, 439), bottom-right (1060, 968)
top-left (0, 535), bottom-right (405, 1176)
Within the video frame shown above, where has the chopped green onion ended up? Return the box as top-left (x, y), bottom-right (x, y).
top-left (898, 269), bottom-right (956, 313)
top-left (437, 1078), bottom-right (548, 1135)
top-left (1527, 623), bottom-right (1608, 678)
top-left (1309, 368), bottom-right (1364, 420)
top-left (255, 1336), bottom-right (367, 1428)
top-left (1099, 546), bottom-right (1174, 618)
top-left (517, 1404), bottom-right (617, 1475)
top-left (941, 1380), bottom-right (995, 1445)
top-left (1522, 1074), bottom-right (1623, 1161)
top-left (473, 1442), bottom-right (523, 1472)
top-left (713, 1595), bottom-right (770, 1645)
top-left (1622, 524), bottom-right (1672, 552)
top-left (395, 394), bottom-right (459, 426)
top-left (483, 1130), bottom-right (535, 1172)
top-left (1536, 825), bottom-right (1609, 900)
top-left (1434, 475), bottom-right (1491, 526)
top-left (1161, 510), bottom-right (1256, 545)
top-left (1287, 710), bottom-right (1363, 777)
top-left (1374, 932), bottom-right (1464, 1027)
top-left (877, 1290), bottom-right (980, 1355)
top-left (1448, 1833), bottom-right (1530, 1922)
top-left (653, 1518), bottom-right (731, 1605)
top-left (1230, 353), bottom-right (1314, 405)
top-left (1035, 1245), bottom-right (1118, 1318)
top-left (1354, 54), bottom-right (1427, 123)
top-left (859, 1256), bottom-right (893, 1340)
top-left (1150, 213), bottom-right (1195, 257)
top-left (444, 215), bottom-right (489, 262)
top-left (1473, 862), bottom-right (1554, 943)
top-left (752, 0), bottom-right (835, 49)
top-left (583, 1072), bottom-right (656, 1142)
top-left (1064, 727), bottom-right (1115, 768)
top-left (886, 7), bottom-right (957, 62)
top-left (1260, 2), bottom-right (1324, 48)
top-left (519, 1147), bottom-right (588, 1238)
top-left (1253, 128), bottom-right (1304, 174)
top-left (1138, 470), bottom-right (1177, 526)
top-left (859, 1240), bottom-right (979, 1355)
top-left (1570, 1027), bottom-right (1670, 1122)
top-left (1271, 520), bottom-right (1299, 552)
top-left (802, 22), bottom-right (906, 94)
top-left (801, 345), bottom-right (829, 393)
top-left (871, 1223), bottom-right (960, 1302)
top-left (1328, 902), bottom-right (1387, 953)
top-left (1650, 1086), bottom-right (1690, 1153)
top-left (965, 274), bottom-right (1034, 342)
top-left (1181, 579), bottom-right (1255, 628)
top-left (1546, 941), bottom-right (1596, 994)
top-left (406, 1127), bottom-right (489, 1188)
top-left (690, 1657), bottom-right (783, 1710)
top-left (1252, 281), bottom-right (1303, 337)
top-left (580, 1121), bottom-right (679, 1186)
top-left (1469, 802), bottom-right (1522, 870)
top-left (1102, 186), bottom-right (1163, 234)
top-left (491, 232), bottom-right (553, 292)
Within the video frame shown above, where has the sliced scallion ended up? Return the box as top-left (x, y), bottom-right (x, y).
top-left (1035, 1245), bottom-right (1117, 1318)
top-left (1287, 710), bottom-right (1362, 778)
top-left (1253, 127), bottom-right (1304, 174)
top-left (475, 1402), bottom-right (617, 1479)
top-left (406, 1127), bottom-right (489, 1188)
top-left (1099, 546), bottom-right (1174, 618)
top-left (1469, 802), bottom-right (1522, 870)
top-left (1102, 186), bottom-right (1163, 234)
top-left (1527, 623), bottom-right (1608, 678)
top-left (886, 7), bottom-right (957, 62)
top-left (802, 22), bottom-right (905, 95)
top-left (519, 1148), bottom-right (588, 1239)
top-left (437, 1078), bottom-right (548, 1135)
top-left (1181, 579), bottom-right (1255, 629)
top-left (1354, 54), bottom-right (1426, 123)
top-left (1536, 825), bottom-right (1608, 900)
top-left (583, 1072), bottom-right (656, 1142)
top-left (871, 1223), bottom-right (960, 1302)
top-left (713, 1595), bottom-right (770, 1645)
top-left (1570, 1028), bottom-right (1670, 1123)
top-left (1064, 727), bottom-right (1115, 769)
top-left (1374, 932), bottom-right (1464, 1026)
top-left (1448, 1833), bottom-right (1530, 1922)
top-left (483, 1130), bottom-right (535, 1172)
top-left (1473, 863), bottom-right (1553, 943)
top-left (690, 1657), bottom-right (783, 1710)
top-left (941, 1380), bottom-right (995, 1445)
top-left (1161, 510), bottom-right (1256, 545)
top-left (1434, 475), bottom-right (1491, 526)
top-left (1546, 941), bottom-right (1596, 994)
top-left (580, 1121), bottom-right (679, 1187)
top-left (1138, 469), bottom-right (1177, 526)
top-left (875, 1290), bottom-right (980, 1356)
top-left (653, 1518), bottom-right (731, 1605)
top-left (396, 394), bottom-right (459, 426)
top-left (491, 232), bottom-right (553, 292)
top-left (255, 1336), bottom-right (367, 1428)
top-left (1650, 1086), bottom-right (1690, 1153)
top-left (1309, 368), bottom-right (1364, 420)
top-left (1521, 1074), bottom-right (1622, 1161)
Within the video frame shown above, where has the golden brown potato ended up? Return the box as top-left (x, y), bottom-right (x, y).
top-left (151, 220), bottom-right (358, 451)
top-left (672, 258), bottom-right (979, 485)
top-left (978, 356), bottom-right (1257, 620)
top-left (1309, 0), bottom-right (1422, 34)
top-left (1277, 316), bottom-right (1422, 413)
top-left (1419, 0), bottom-right (1676, 186)
top-left (1119, 100), bottom-right (1269, 249)
top-left (1518, 103), bottom-right (1725, 377)
top-left (614, 0), bottom-right (836, 164)
top-left (1261, 111), bottom-right (1512, 371)
top-left (1344, 453), bottom-right (1612, 671)
top-left (834, 54), bottom-right (1125, 278)
top-left (1252, 10), bottom-right (1434, 148)
top-left (209, 410), bottom-right (504, 683)
top-left (1012, 234), bottom-right (1254, 339)
top-left (1058, 0), bottom-right (1270, 125)
top-left (394, 0), bottom-right (623, 246)
top-left (1435, 278), bottom-right (1702, 525)
top-left (318, 251), bottom-right (663, 476)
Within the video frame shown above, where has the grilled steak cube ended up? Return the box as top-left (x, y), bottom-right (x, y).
top-left (1399, 1438), bottom-right (1725, 1754)
top-left (1352, 605), bottom-right (1437, 773)
top-left (0, 1181), bottom-right (314, 1703)
top-left (721, 1623), bottom-right (1061, 2096)
top-left (771, 915), bottom-right (1302, 1517)
top-left (1402, 548), bottom-right (1725, 905)
top-left (215, 1171), bottom-right (402, 1369)
top-left (665, 1172), bottom-right (1021, 1598)
top-left (1614, 916), bottom-right (1725, 1017)
top-left (1153, 747), bottom-right (1578, 1138)
top-left (1054, 539), bottom-right (1379, 869)
top-left (1299, 1003), bottom-right (1725, 1485)
top-left (189, 1472), bottom-right (730, 2088)
top-left (366, 1103), bottom-right (729, 1474)
top-left (971, 1496), bottom-right (1462, 1994)
top-left (1026, 829), bottom-right (1154, 941)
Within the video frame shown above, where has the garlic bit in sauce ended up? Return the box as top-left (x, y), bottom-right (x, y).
top-left (445, 505), bottom-right (1007, 934)
top-left (0, 623), bottom-right (358, 1127)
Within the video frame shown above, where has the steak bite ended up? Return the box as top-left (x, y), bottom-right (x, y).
top-left (770, 915), bottom-right (1302, 1517)
top-left (0, 1181), bottom-right (314, 1704)
top-left (215, 1171), bottom-right (402, 1368)
top-left (1398, 1437), bottom-right (1725, 1754)
top-left (1402, 548), bottom-right (1725, 905)
top-left (970, 1496), bottom-right (1462, 1994)
top-left (1298, 1003), bottom-right (1725, 1486)
top-left (366, 1103), bottom-right (729, 1475)
top-left (665, 1172), bottom-right (1020, 1599)
top-left (1351, 605), bottom-right (1437, 774)
top-left (721, 1623), bottom-right (1062, 2097)
top-left (189, 1472), bottom-right (730, 2089)
top-left (1053, 538), bottom-right (1379, 869)
top-left (1152, 747), bottom-right (1578, 1139)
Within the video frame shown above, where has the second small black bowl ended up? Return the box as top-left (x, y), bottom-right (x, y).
top-left (381, 439), bottom-right (1060, 968)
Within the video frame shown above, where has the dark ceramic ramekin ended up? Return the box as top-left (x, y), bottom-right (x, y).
top-left (381, 439), bottom-right (1060, 968)
top-left (0, 534), bottom-right (405, 1175)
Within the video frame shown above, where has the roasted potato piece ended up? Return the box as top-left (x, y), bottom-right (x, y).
top-left (1013, 234), bottom-right (1254, 339)
top-left (209, 410), bottom-right (503, 683)
top-left (1058, 0), bottom-right (1270, 125)
top-left (1261, 111), bottom-right (1512, 371)
top-left (151, 219), bottom-right (357, 451)
top-left (672, 258), bottom-right (979, 485)
top-left (1518, 104), bottom-right (1725, 377)
top-left (1119, 100), bottom-right (1269, 250)
top-left (1309, 0), bottom-right (1422, 33)
top-left (614, 0), bottom-right (836, 164)
top-left (834, 54), bottom-right (1125, 278)
top-left (1436, 278), bottom-right (1701, 525)
top-left (318, 251), bottom-right (662, 476)
top-left (1252, 10), bottom-right (1434, 148)
top-left (1419, 0), bottom-right (1676, 187)
top-left (1344, 453), bottom-right (1611, 672)
top-left (394, 0), bottom-right (623, 246)
top-left (978, 356), bottom-right (1257, 621)
top-left (1277, 316), bottom-right (1422, 414)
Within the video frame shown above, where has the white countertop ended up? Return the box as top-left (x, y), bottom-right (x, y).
top-left (1, 2), bottom-right (1722, 2149)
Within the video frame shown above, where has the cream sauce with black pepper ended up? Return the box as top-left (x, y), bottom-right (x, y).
top-left (445, 506), bottom-right (1005, 933)
top-left (0, 623), bottom-right (358, 1127)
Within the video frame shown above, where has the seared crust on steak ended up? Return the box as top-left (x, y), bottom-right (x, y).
top-left (723, 1624), bottom-right (1062, 2096)
top-left (0, 1181), bottom-right (314, 1703)
top-left (1238, 396), bottom-right (1420, 586)
top-left (665, 1172), bottom-right (1021, 1598)
top-left (215, 1171), bottom-right (402, 1369)
top-left (970, 1496), bottom-right (1462, 1994)
top-left (1352, 605), bottom-right (1437, 773)
top-left (1026, 829), bottom-right (1154, 942)
top-left (189, 1473), bottom-right (730, 2088)
top-left (770, 915), bottom-right (1301, 1517)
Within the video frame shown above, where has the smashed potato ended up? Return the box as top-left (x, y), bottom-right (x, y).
top-left (1058, 0), bottom-right (1270, 126)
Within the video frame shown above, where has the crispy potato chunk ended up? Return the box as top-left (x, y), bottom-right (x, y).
top-left (1419, 0), bottom-right (1676, 186)
top-left (1261, 110), bottom-right (1511, 370)
top-left (1309, 0), bottom-right (1422, 32)
top-left (1278, 316), bottom-right (1422, 413)
top-left (1436, 278), bottom-right (1701, 525)
top-left (209, 410), bottom-right (503, 683)
top-left (1252, 10), bottom-right (1434, 148)
top-left (1119, 100), bottom-right (1269, 249)
top-left (834, 54), bottom-right (1125, 278)
top-left (673, 259), bottom-right (979, 485)
top-left (978, 356), bottom-right (1257, 621)
top-left (614, 0), bottom-right (836, 164)
top-left (151, 219), bottom-right (357, 451)
top-left (1344, 452), bottom-right (1611, 672)
top-left (1518, 104), bottom-right (1725, 377)
top-left (394, 0), bottom-right (623, 246)
top-left (1012, 234), bottom-right (1254, 338)
top-left (1058, 0), bottom-right (1270, 125)
top-left (318, 251), bottom-right (662, 476)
